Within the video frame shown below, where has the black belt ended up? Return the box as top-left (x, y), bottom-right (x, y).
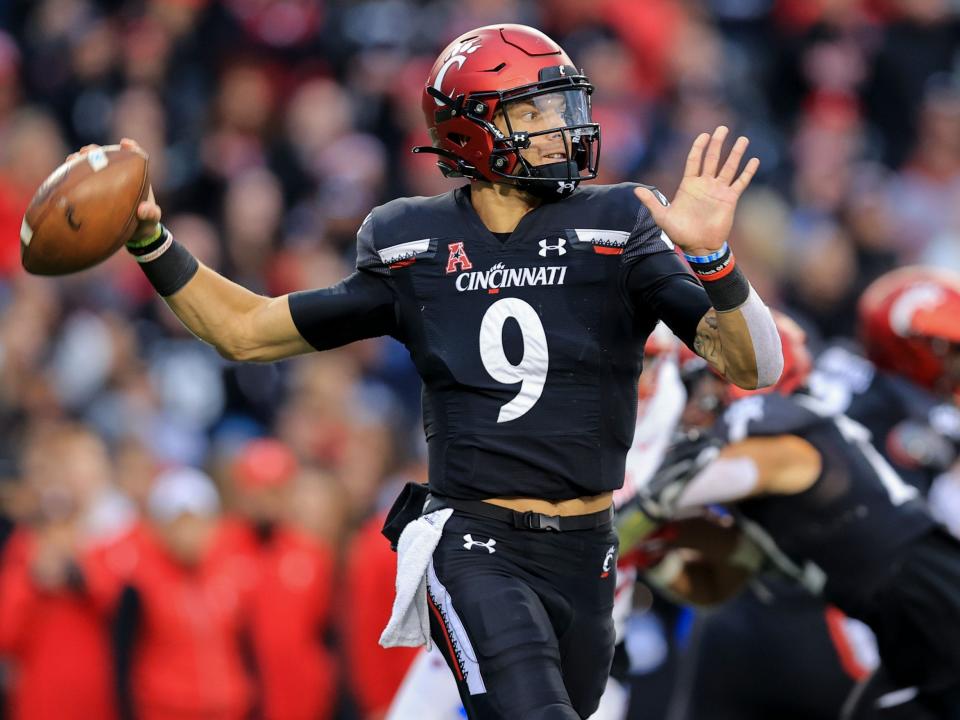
top-left (424, 493), bottom-right (613, 532)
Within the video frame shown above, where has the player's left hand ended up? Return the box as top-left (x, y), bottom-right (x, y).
top-left (634, 126), bottom-right (759, 257)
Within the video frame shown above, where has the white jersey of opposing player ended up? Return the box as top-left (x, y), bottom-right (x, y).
top-left (617, 348), bottom-right (687, 505)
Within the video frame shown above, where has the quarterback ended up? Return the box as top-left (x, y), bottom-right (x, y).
top-left (72, 24), bottom-right (782, 720)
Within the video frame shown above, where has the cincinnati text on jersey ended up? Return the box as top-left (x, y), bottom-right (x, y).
top-left (455, 262), bottom-right (568, 294)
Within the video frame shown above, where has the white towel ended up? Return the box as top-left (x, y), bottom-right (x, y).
top-left (379, 508), bottom-right (453, 649)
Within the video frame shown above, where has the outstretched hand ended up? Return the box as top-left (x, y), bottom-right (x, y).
top-left (635, 126), bottom-right (759, 257)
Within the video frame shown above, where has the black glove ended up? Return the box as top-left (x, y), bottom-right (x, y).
top-left (639, 429), bottom-right (723, 520)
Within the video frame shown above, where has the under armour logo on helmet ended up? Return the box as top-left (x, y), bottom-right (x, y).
top-left (556, 181), bottom-right (576, 193)
top-left (463, 534), bottom-right (497, 554)
top-left (539, 238), bottom-right (567, 257)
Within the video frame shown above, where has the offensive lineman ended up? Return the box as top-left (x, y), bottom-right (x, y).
top-left (70, 25), bottom-right (782, 719)
top-left (642, 316), bottom-right (960, 718)
top-left (811, 267), bottom-right (960, 500)
top-left (648, 270), bottom-right (960, 720)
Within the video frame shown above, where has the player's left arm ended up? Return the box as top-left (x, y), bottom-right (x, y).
top-left (636, 126), bottom-right (782, 390)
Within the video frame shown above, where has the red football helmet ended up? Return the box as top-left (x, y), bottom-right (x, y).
top-left (727, 311), bottom-right (812, 400)
top-left (858, 266), bottom-right (960, 393)
top-left (415, 24), bottom-right (600, 198)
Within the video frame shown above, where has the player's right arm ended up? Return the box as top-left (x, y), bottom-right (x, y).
top-left (159, 264), bottom-right (313, 362)
top-left (80, 140), bottom-right (399, 363)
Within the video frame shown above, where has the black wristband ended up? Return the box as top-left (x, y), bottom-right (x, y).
top-left (134, 227), bottom-right (199, 297)
top-left (685, 244), bottom-right (732, 275)
top-left (701, 264), bottom-right (750, 312)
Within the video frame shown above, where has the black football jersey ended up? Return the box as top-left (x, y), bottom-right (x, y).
top-left (290, 183), bottom-right (711, 500)
top-left (807, 344), bottom-right (960, 491)
top-left (715, 392), bottom-right (936, 609)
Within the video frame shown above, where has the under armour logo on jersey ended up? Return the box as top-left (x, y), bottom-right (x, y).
top-left (463, 534), bottom-right (496, 554)
top-left (446, 242), bottom-right (474, 274)
top-left (539, 238), bottom-right (567, 257)
top-left (556, 181), bottom-right (576, 193)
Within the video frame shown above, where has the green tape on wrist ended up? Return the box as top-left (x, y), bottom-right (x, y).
top-left (126, 224), bottom-right (163, 249)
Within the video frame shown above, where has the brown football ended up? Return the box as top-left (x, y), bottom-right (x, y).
top-left (20, 145), bottom-right (150, 275)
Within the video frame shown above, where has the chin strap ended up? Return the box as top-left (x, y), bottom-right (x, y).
top-left (411, 145), bottom-right (481, 179)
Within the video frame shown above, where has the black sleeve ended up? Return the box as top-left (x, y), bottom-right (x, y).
top-left (112, 584), bottom-right (141, 720)
top-left (624, 250), bottom-right (711, 349)
top-left (621, 183), bottom-right (673, 262)
top-left (287, 270), bottom-right (401, 350)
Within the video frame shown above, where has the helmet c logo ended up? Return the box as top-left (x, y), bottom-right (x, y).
top-left (890, 283), bottom-right (945, 337)
top-left (433, 38), bottom-right (482, 106)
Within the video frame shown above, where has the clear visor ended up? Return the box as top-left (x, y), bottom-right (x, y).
top-left (499, 89), bottom-right (592, 136)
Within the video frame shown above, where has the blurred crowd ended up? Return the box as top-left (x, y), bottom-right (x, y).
top-left (0, 0), bottom-right (958, 718)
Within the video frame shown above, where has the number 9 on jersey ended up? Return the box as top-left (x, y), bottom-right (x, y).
top-left (479, 298), bottom-right (549, 423)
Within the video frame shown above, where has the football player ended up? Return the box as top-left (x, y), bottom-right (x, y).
top-left (642, 314), bottom-right (960, 719)
top-left (618, 326), bottom-right (870, 720)
top-left (671, 268), bottom-right (960, 720)
top-left (808, 266), bottom-right (960, 497)
top-left (70, 24), bottom-right (782, 718)
top-left (386, 331), bottom-right (687, 720)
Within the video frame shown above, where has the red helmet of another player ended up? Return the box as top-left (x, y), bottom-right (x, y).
top-left (415, 24), bottom-right (600, 198)
top-left (728, 311), bottom-right (812, 400)
top-left (858, 266), bottom-right (960, 393)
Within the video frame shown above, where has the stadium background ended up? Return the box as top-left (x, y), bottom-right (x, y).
top-left (0, 0), bottom-right (958, 718)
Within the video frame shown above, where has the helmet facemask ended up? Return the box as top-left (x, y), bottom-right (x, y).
top-left (417, 64), bottom-right (600, 199)
top-left (484, 74), bottom-right (600, 198)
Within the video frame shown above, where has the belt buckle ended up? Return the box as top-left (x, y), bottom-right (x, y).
top-left (522, 511), bottom-right (561, 531)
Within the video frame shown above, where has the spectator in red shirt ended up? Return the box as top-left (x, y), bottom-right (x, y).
top-left (0, 425), bottom-right (127, 720)
top-left (106, 467), bottom-right (254, 720)
top-left (0, 108), bottom-right (67, 278)
top-left (343, 508), bottom-right (418, 719)
top-left (0, 532), bottom-right (119, 720)
top-left (224, 438), bottom-right (339, 720)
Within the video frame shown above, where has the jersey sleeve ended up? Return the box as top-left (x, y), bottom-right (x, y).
top-left (355, 210), bottom-right (391, 277)
top-left (623, 250), bottom-right (711, 349)
top-left (615, 183), bottom-right (710, 347)
top-left (287, 209), bottom-right (401, 350)
top-left (622, 184), bottom-right (675, 263)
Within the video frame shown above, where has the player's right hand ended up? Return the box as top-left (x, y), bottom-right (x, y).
top-left (120, 137), bottom-right (162, 244)
top-left (65, 137), bottom-right (162, 245)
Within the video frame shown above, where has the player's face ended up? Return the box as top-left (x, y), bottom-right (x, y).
top-left (495, 90), bottom-right (590, 167)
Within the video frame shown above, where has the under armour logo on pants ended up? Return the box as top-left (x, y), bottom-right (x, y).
top-left (462, 534), bottom-right (497, 554)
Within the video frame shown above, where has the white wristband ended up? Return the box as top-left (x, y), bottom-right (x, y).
top-left (134, 231), bottom-right (173, 263)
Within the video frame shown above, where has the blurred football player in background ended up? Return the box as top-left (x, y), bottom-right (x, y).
top-left (639, 313), bottom-right (960, 719)
top-left (810, 267), bottom-right (960, 499)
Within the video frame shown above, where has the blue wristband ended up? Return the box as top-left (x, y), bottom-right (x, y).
top-left (683, 243), bottom-right (729, 264)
